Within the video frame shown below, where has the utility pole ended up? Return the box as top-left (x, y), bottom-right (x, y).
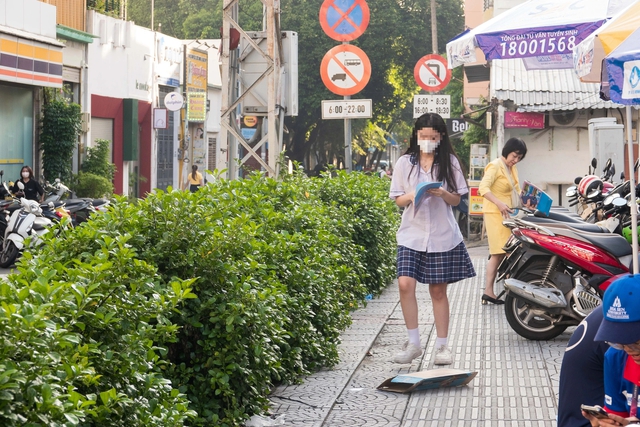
top-left (431, 0), bottom-right (438, 54)
top-left (219, 0), bottom-right (284, 179)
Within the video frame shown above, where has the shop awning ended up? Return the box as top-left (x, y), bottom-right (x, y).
top-left (0, 24), bottom-right (65, 88)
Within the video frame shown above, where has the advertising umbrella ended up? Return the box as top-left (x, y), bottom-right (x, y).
top-left (446, 0), bottom-right (631, 70)
top-left (600, 29), bottom-right (640, 272)
top-left (575, 1), bottom-right (640, 83)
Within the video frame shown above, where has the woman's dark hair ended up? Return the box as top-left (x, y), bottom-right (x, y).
top-left (20, 166), bottom-right (34, 180)
top-left (403, 113), bottom-right (463, 193)
top-left (502, 137), bottom-right (527, 160)
top-left (191, 164), bottom-right (198, 180)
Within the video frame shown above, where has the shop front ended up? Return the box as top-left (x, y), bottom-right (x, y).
top-left (0, 0), bottom-right (63, 182)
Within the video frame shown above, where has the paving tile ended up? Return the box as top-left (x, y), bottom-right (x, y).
top-left (267, 246), bottom-right (570, 426)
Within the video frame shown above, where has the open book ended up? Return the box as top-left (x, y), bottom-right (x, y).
top-left (519, 181), bottom-right (552, 215)
top-left (415, 181), bottom-right (443, 209)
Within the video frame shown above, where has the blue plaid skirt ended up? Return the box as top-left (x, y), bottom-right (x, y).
top-left (397, 242), bottom-right (476, 284)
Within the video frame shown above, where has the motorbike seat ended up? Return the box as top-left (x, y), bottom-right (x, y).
top-left (522, 216), bottom-right (606, 233)
top-left (534, 209), bottom-right (584, 222)
top-left (550, 226), bottom-right (632, 257)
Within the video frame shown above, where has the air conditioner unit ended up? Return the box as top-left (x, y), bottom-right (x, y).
top-left (549, 110), bottom-right (589, 127)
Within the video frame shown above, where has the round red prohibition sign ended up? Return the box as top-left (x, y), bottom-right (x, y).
top-left (319, 0), bottom-right (370, 42)
top-left (320, 45), bottom-right (371, 96)
top-left (414, 54), bottom-right (451, 92)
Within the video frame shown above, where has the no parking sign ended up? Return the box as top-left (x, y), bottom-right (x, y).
top-left (319, 0), bottom-right (370, 42)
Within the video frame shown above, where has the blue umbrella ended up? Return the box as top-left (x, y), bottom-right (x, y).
top-left (603, 26), bottom-right (640, 105)
top-left (600, 28), bottom-right (640, 273)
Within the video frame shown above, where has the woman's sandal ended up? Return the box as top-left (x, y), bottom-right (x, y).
top-left (481, 294), bottom-right (505, 305)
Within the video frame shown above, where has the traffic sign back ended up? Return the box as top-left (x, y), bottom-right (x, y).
top-left (319, 0), bottom-right (369, 42)
top-left (320, 45), bottom-right (371, 96)
top-left (414, 54), bottom-right (451, 92)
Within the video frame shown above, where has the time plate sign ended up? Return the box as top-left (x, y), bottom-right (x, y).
top-left (413, 95), bottom-right (450, 119)
top-left (322, 99), bottom-right (372, 120)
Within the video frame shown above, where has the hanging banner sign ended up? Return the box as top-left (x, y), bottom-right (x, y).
top-left (414, 54), bottom-right (451, 92)
top-left (320, 45), bottom-right (371, 96)
top-left (504, 112), bottom-right (545, 129)
top-left (319, 0), bottom-right (370, 42)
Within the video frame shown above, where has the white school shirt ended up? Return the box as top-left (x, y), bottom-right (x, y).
top-left (389, 154), bottom-right (468, 253)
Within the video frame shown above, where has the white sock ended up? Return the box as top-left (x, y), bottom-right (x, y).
top-left (435, 337), bottom-right (448, 348)
top-left (407, 328), bottom-right (420, 347)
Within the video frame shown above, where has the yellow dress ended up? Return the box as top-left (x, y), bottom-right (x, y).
top-left (478, 158), bottom-right (521, 254)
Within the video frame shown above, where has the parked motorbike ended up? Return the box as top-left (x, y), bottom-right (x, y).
top-left (0, 196), bottom-right (55, 268)
top-left (44, 179), bottom-right (110, 225)
top-left (496, 214), bottom-right (633, 340)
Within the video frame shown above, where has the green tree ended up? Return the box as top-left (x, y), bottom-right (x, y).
top-left (126, 0), bottom-right (465, 167)
top-left (40, 90), bottom-right (81, 183)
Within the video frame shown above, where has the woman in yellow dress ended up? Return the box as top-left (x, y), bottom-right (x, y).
top-left (478, 137), bottom-right (527, 305)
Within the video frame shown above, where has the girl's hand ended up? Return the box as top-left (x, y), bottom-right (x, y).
top-left (427, 188), bottom-right (447, 198)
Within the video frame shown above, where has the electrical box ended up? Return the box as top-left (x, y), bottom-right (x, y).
top-left (81, 112), bottom-right (91, 133)
top-left (238, 31), bottom-right (298, 117)
top-left (588, 118), bottom-right (624, 174)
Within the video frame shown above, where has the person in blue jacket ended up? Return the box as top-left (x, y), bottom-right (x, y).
top-left (582, 274), bottom-right (640, 426)
top-left (557, 307), bottom-right (609, 426)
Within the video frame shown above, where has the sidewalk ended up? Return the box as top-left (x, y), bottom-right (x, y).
top-left (267, 242), bottom-right (571, 426)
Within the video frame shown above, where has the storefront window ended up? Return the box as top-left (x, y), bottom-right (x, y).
top-left (0, 84), bottom-right (33, 183)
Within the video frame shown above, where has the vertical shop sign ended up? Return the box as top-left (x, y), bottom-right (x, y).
top-left (186, 48), bottom-right (208, 122)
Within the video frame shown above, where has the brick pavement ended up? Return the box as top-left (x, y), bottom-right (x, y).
top-left (268, 243), bottom-right (573, 426)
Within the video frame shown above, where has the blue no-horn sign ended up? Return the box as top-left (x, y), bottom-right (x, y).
top-left (319, 0), bottom-right (370, 42)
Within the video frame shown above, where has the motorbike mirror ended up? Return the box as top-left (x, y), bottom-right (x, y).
top-left (603, 193), bottom-right (617, 206)
top-left (17, 181), bottom-right (24, 190)
top-left (609, 163), bottom-right (615, 178)
top-left (621, 172), bottom-right (626, 181)
top-left (636, 158), bottom-right (640, 172)
top-left (587, 189), bottom-right (601, 199)
top-left (612, 197), bottom-right (627, 207)
top-left (604, 158), bottom-right (612, 173)
top-left (54, 178), bottom-right (60, 183)
top-left (591, 158), bottom-right (598, 169)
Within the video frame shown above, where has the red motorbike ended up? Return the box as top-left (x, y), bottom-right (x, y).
top-left (496, 216), bottom-right (632, 340)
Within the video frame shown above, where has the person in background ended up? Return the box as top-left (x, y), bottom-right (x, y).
top-left (478, 137), bottom-right (528, 305)
top-left (185, 165), bottom-right (204, 192)
top-left (389, 113), bottom-right (475, 366)
top-left (11, 165), bottom-right (44, 202)
top-left (378, 164), bottom-right (390, 179)
top-left (582, 274), bottom-right (640, 427)
top-left (557, 307), bottom-right (609, 426)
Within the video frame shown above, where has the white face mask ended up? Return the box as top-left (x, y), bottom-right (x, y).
top-left (418, 139), bottom-right (440, 153)
top-left (21, 172), bottom-right (29, 179)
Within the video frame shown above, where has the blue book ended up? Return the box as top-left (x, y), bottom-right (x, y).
top-left (415, 181), bottom-right (443, 208)
top-left (520, 181), bottom-right (552, 216)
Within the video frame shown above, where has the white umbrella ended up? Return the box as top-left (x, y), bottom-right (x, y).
top-left (447, 0), bottom-right (634, 70)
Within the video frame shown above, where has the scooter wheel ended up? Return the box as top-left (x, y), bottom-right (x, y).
top-left (0, 241), bottom-right (19, 268)
top-left (504, 293), bottom-right (568, 340)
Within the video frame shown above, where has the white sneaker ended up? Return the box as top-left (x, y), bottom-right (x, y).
top-left (434, 345), bottom-right (453, 365)
top-left (393, 341), bottom-right (423, 364)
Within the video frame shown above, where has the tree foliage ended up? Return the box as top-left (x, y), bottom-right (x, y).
top-left (40, 90), bottom-right (82, 183)
top-left (127, 0), bottom-right (465, 167)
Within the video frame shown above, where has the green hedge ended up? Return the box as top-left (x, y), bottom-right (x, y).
top-left (0, 171), bottom-right (399, 426)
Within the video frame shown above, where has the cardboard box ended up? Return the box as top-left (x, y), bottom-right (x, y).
top-left (377, 369), bottom-right (477, 393)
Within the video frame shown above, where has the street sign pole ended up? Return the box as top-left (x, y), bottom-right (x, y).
top-left (344, 94), bottom-right (352, 172)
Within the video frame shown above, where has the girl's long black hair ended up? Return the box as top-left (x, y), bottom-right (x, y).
top-left (403, 113), bottom-right (463, 193)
